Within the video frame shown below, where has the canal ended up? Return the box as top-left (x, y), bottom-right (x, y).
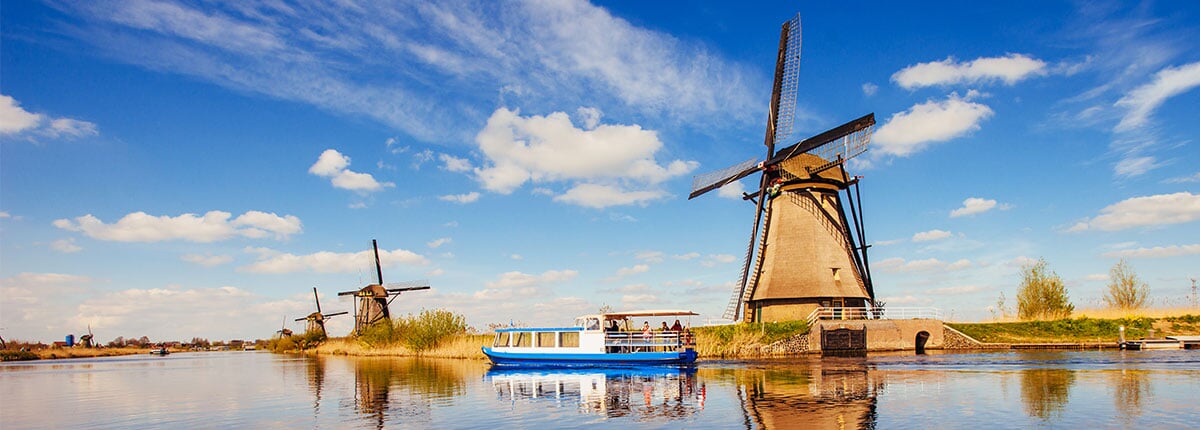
top-left (2, 350), bottom-right (1197, 428)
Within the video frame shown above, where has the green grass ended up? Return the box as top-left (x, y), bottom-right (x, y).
top-left (0, 350), bottom-right (39, 361)
top-left (692, 320), bottom-right (809, 357)
top-left (948, 316), bottom-right (1177, 343)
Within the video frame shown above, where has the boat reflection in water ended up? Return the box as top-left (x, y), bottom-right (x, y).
top-left (488, 366), bottom-right (704, 419)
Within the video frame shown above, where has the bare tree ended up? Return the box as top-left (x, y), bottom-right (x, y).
top-left (1103, 259), bottom-right (1149, 310)
top-left (1017, 258), bottom-right (1074, 320)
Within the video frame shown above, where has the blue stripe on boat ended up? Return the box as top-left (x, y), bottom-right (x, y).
top-left (482, 347), bottom-right (697, 366)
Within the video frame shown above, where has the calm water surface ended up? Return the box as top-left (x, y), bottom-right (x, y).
top-left (2, 350), bottom-right (1197, 429)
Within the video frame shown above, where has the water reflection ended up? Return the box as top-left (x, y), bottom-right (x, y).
top-left (1111, 369), bottom-right (1152, 423)
top-left (487, 367), bottom-right (703, 419)
top-left (703, 360), bottom-right (882, 430)
top-left (332, 357), bottom-right (471, 428)
top-left (1019, 368), bottom-right (1076, 421)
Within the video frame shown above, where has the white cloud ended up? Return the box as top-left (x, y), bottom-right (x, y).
top-left (950, 197), bottom-right (1009, 217)
top-left (700, 254), bottom-right (737, 267)
top-left (0, 211), bottom-right (10, 218)
top-left (1164, 172), bottom-right (1200, 184)
top-left (925, 285), bottom-right (985, 295)
top-left (635, 251), bottom-right (664, 263)
top-left (439, 192), bottom-right (481, 204)
top-left (427, 237), bottom-right (452, 248)
top-left (614, 264), bottom-right (649, 278)
top-left (50, 238), bottom-right (82, 253)
top-left (239, 246), bottom-right (429, 274)
top-left (912, 229), bottom-right (952, 242)
top-left (0, 94), bottom-right (98, 140)
top-left (181, 253), bottom-right (233, 267)
top-left (861, 82), bottom-right (878, 96)
top-left (484, 269), bottom-right (578, 289)
top-left (873, 92), bottom-right (994, 157)
top-left (716, 180), bottom-right (747, 199)
top-left (309, 149), bottom-right (393, 192)
top-left (1114, 61), bottom-right (1200, 132)
top-left (876, 257), bottom-right (971, 273)
top-left (1084, 273), bottom-right (1110, 282)
top-left (53, 210), bottom-right (301, 243)
top-left (554, 184), bottom-right (665, 209)
top-left (472, 108), bottom-right (695, 208)
top-left (673, 252), bottom-right (700, 260)
top-left (576, 107), bottom-right (602, 130)
top-left (1102, 244), bottom-right (1200, 258)
top-left (439, 153), bottom-right (472, 172)
top-left (1114, 156), bottom-right (1160, 178)
top-left (891, 54), bottom-right (1047, 89)
top-left (1067, 192), bottom-right (1200, 232)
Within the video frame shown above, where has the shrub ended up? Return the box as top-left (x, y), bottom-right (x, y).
top-left (1104, 259), bottom-right (1149, 310)
top-left (396, 309), bottom-right (469, 352)
top-left (1017, 258), bottom-right (1074, 320)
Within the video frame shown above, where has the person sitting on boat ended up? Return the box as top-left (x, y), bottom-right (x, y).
top-left (608, 320), bottom-right (620, 332)
top-left (660, 321), bottom-right (670, 332)
top-left (671, 320), bottom-right (683, 332)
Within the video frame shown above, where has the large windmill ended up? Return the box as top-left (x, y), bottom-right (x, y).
top-left (690, 13), bottom-right (877, 323)
top-left (296, 287), bottom-right (348, 336)
top-left (337, 240), bottom-right (431, 335)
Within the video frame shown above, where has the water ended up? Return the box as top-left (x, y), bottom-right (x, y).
top-left (2, 350), bottom-right (1198, 429)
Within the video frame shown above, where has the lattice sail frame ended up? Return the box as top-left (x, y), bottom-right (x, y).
top-left (773, 13), bottom-right (802, 146)
top-left (777, 124), bottom-right (874, 182)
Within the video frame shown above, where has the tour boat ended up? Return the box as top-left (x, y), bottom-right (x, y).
top-left (149, 347), bottom-right (170, 355)
top-left (482, 310), bottom-right (699, 367)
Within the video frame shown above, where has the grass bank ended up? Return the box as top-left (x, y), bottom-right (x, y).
top-left (691, 320), bottom-right (809, 358)
top-left (948, 314), bottom-right (1200, 344)
top-left (313, 334), bottom-right (491, 359)
top-left (1, 347), bottom-right (156, 361)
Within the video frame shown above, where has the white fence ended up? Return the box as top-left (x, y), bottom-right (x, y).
top-left (806, 307), bottom-right (943, 325)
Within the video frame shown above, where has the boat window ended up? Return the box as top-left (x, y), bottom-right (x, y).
top-left (514, 332), bottom-right (533, 348)
top-left (537, 332), bottom-right (556, 348)
top-left (493, 332), bottom-right (509, 347)
top-left (586, 318), bottom-right (600, 331)
top-left (559, 332), bottom-right (579, 347)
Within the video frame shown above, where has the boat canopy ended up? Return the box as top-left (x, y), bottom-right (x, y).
top-left (593, 310), bottom-right (699, 320)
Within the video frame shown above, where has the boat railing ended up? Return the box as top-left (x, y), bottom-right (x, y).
top-left (603, 331), bottom-right (693, 353)
top-left (805, 306), bottom-right (944, 325)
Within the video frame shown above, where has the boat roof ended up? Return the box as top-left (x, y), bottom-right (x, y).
top-left (582, 309), bottom-right (699, 319)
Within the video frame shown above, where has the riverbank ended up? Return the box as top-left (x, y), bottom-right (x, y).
top-left (947, 314), bottom-right (1200, 344)
top-left (1, 347), bottom-right (162, 361)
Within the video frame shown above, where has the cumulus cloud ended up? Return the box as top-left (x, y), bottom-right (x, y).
top-left (240, 246), bottom-right (428, 273)
top-left (608, 264), bottom-right (649, 281)
top-left (181, 253), bottom-right (233, 267)
top-left (484, 269), bottom-right (578, 289)
top-left (716, 180), bottom-right (747, 200)
top-left (912, 229), bottom-right (952, 242)
top-left (950, 197), bottom-right (1009, 217)
top-left (873, 92), bottom-right (994, 157)
top-left (427, 238), bottom-right (452, 248)
top-left (700, 254), bottom-right (737, 268)
top-left (309, 149), bottom-right (393, 192)
top-left (472, 108), bottom-right (695, 208)
top-left (439, 153), bottom-right (472, 172)
top-left (876, 257), bottom-right (972, 273)
top-left (53, 210), bottom-right (301, 242)
top-left (1102, 244), bottom-right (1200, 258)
top-left (50, 238), bottom-right (82, 253)
top-left (861, 82), bottom-right (878, 96)
top-left (1067, 192), bottom-right (1200, 232)
top-left (891, 54), bottom-right (1047, 89)
top-left (1114, 61), bottom-right (1200, 132)
top-left (439, 192), bottom-right (481, 204)
top-left (1, 94), bottom-right (99, 140)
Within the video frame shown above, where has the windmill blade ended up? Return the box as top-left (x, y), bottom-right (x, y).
top-left (294, 317), bottom-right (307, 322)
top-left (768, 113), bottom-right (875, 166)
top-left (386, 286), bottom-right (430, 293)
top-left (382, 279), bottom-right (428, 289)
top-left (371, 239), bottom-right (384, 285)
top-left (768, 13), bottom-right (802, 148)
top-left (729, 173), bottom-right (770, 321)
top-left (688, 158), bottom-right (762, 199)
top-left (313, 287), bottom-right (322, 314)
top-left (323, 311), bottom-right (349, 317)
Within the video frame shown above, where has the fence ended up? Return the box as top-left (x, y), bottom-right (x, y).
top-left (806, 307), bottom-right (943, 325)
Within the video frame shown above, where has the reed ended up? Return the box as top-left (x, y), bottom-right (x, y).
top-left (1075, 307), bottom-right (1199, 320)
top-left (314, 334), bottom-right (490, 359)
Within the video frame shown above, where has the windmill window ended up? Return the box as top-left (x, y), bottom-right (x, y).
top-left (559, 332), bottom-right (580, 348)
top-left (832, 268), bottom-right (841, 282)
top-left (514, 332), bottom-right (533, 348)
top-left (537, 332), bottom-right (556, 348)
top-left (493, 332), bottom-right (510, 347)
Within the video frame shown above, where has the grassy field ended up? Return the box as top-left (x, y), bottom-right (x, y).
top-left (313, 335), bottom-right (491, 359)
top-left (691, 320), bottom-right (809, 358)
top-left (1, 347), bottom-right (159, 361)
top-left (948, 314), bottom-right (1200, 344)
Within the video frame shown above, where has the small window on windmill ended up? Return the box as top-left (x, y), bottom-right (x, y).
top-left (832, 268), bottom-right (841, 282)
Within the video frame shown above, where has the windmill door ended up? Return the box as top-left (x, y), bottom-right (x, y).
top-left (832, 298), bottom-right (844, 319)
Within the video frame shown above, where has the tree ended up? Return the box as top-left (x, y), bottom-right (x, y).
top-left (1104, 259), bottom-right (1149, 310)
top-left (1017, 258), bottom-right (1074, 320)
top-left (108, 336), bottom-right (125, 347)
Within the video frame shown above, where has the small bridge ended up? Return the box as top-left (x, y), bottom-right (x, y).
top-left (804, 307), bottom-right (944, 353)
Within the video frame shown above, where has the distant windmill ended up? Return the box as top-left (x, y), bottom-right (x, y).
top-left (296, 287), bottom-right (348, 337)
top-left (276, 317), bottom-right (293, 338)
top-left (79, 325), bottom-right (95, 348)
top-left (689, 12), bottom-right (876, 323)
top-left (338, 240), bottom-right (431, 335)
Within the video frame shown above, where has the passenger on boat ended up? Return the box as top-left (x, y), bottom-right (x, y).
top-left (671, 320), bottom-right (683, 332)
top-left (660, 321), bottom-right (670, 332)
top-left (608, 320), bottom-right (620, 332)
top-left (642, 322), bottom-right (653, 352)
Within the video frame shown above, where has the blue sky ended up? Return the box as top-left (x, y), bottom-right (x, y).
top-left (2, 1), bottom-right (1198, 343)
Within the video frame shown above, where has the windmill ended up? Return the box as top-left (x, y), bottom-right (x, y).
top-left (338, 239), bottom-right (431, 335)
top-left (689, 13), bottom-right (876, 323)
top-left (295, 287), bottom-right (348, 337)
top-left (79, 325), bottom-right (95, 348)
top-left (275, 317), bottom-right (293, 338)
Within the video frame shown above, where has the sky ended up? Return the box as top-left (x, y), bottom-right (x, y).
top-left (2, 0), bottom-right (1199, 343)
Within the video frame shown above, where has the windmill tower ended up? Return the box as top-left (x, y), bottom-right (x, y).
top-left (295, 287), bottom-right (348, 336)
top-left (337, 239), bottom-right (431, 335)
top-left (689, 13), bottom-right (877, 323)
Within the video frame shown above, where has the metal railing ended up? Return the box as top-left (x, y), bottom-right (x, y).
top-left (806, 307), bottom-right (943, 325)
top-left (604, 332), bottom-right (693, 353)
